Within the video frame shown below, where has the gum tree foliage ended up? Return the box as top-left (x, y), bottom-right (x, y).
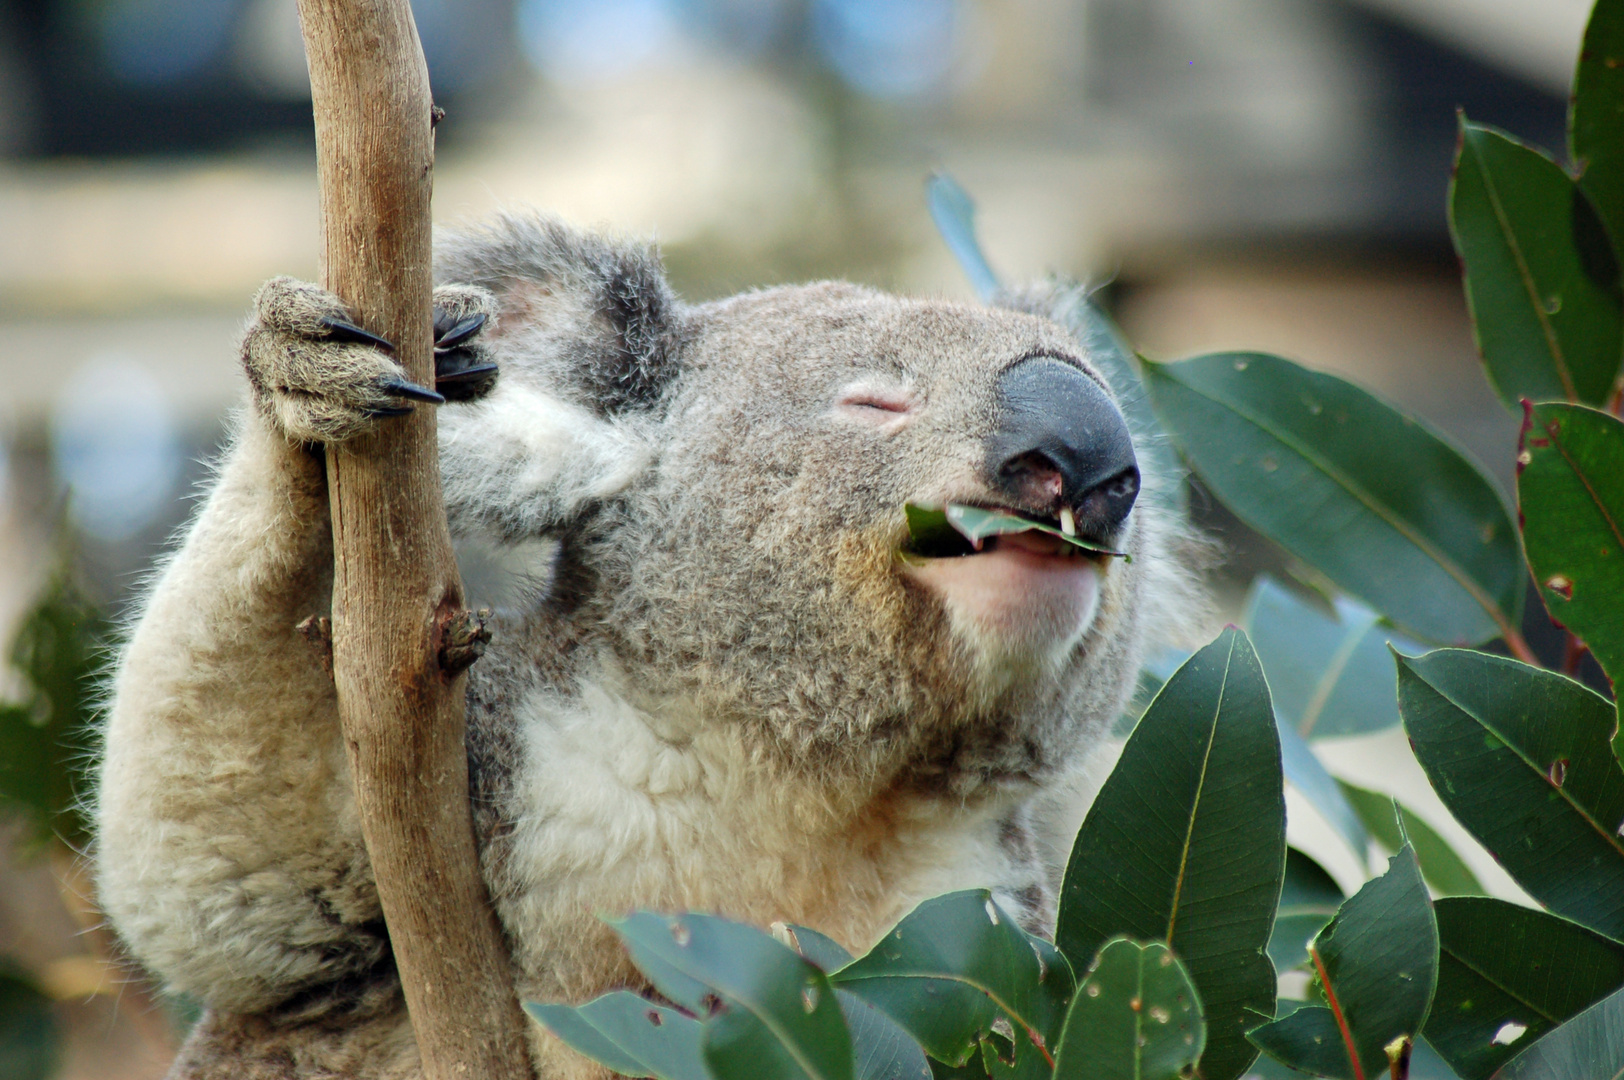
top-left (530, 1), bottom-right (1624, 1077)
top-left (8, 4), bottom-right (1624, 1077)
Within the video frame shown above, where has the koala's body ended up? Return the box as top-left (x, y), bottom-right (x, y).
top-left (95, 214), bottom-right (1203, 1078)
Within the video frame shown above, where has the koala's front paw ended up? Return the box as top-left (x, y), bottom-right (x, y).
top-left (244, 277), bottom-right (443, 445)
top-left (431, 285), bottom-right (499, 402)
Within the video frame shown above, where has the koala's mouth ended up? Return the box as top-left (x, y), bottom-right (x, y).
top-left (900, 503), bottom-right (1127, 563)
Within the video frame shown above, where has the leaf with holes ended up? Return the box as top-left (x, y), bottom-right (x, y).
top-left (1058, 627), bottom-right (1285, 1080)
top-left (1492, 983), bottom-right (1624, 1080)
top-left (1268, 850), bottom-right (1344, 974)
top-left (1571, 0), bottom-right (1624, 255)
top-left (1243, 576), bottom-right (1423, 740)
top-left (1424, 897), bottom-right (1624, 1080)
top-left (1517, 403), bottom-right (1624, 712)
top-left (830, 890), bottom-right (1073, 1078)
top-left (1249, 846), bottom-right (1438, 1080)
top-left (1050, 938), bottom-right (1205, 1080)
top-left (1336, 781), bottom-right (1483, 897)
top-left (1398, 648), bottom-right (1624, 940)
top-left (526, 993), bottom-right (709, 1080)
top-left (1142, 352), bottom-right (1521, 646)
top-left (609, 913), bottom-right (852, 1080)
top-left (1450, 118), bottom-right (1623, 409)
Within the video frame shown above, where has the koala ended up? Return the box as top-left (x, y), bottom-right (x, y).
top-left (94, 212), bottom-right (1205, 1078)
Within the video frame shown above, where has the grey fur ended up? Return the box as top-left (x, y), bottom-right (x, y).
top-left (95, 212), bottom-right (1208, 1077)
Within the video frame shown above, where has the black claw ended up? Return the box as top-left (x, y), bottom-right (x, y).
top-left (381, 377), bottom-right (446, 404)
top-left (434, 361), bottom-right (499, 384)
top-left (320, 317), bottom-right (395, 351)
top-left (434, 313), bottom-right (487, 349)
top-left (364, 405), bottom-right (414, 419)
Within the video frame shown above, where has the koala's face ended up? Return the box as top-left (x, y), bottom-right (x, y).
top-left (590, 282), bottom-right (1153, 773)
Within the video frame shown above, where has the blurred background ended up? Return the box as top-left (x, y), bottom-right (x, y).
top-left (0, 0), bottom-right (1594, 1075)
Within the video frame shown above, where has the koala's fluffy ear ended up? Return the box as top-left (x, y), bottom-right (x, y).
top-left (435, 211), bottom-right (684, 414)
top-left (434, 213), bottom-right (684, 542)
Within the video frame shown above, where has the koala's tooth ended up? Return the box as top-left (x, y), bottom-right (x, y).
top-left (1060, 507), bottom-right (1076, 537)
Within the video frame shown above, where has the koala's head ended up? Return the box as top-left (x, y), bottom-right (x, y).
top-left (438, 214), bottom-right (1203, 791)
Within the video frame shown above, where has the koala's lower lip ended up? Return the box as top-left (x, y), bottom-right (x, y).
top-left (901, 543), bottom-right (1102, 639)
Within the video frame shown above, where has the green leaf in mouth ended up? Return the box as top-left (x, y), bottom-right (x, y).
top-left (902, 503), bottom-right (1129, 561)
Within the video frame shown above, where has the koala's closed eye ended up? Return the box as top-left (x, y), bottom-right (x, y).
top-left (835, 382), bottom-right (915, 422)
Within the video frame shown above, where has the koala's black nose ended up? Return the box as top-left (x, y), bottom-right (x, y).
top-left (988, 357), bottom-right (1140, 537)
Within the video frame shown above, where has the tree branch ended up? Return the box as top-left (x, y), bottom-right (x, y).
top-left (294, 1), bottom-right (531, 1074)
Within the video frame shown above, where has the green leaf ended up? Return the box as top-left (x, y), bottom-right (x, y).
top-left (526, 993), bottom-right (710, 1080)
top-left (1336, 781), bottom-right (1484, 896)
top-left (1424, 897), bottom-right (1624, 1080)
top-left (1051, 938), bottom-right (1205, 1080)
top-left (1243, 576), bottom-right (1424, 739)
top-left (837, 991), bottom-right (933, 1080)
top-left (1571, 0), bottom-right (1624, 261)
top-left (610, 913), bottom-right (853, 1080)
top-left (0, 573), bottom-right (106, 852)
top-left (1450, 118), bottom-right (1622, 409)
top-left (1492, 983), bottom-right (1624, 1080)
top-left (1397, 649), bottom-right (1624, 940)
top-left (1277, 714), bottom-right (1369, 862)
top-left (1517, 403), bottom-right (1624, 696)
top-left (831, 890), bottom-right (1072, 1075)
top-left (902, 503), bottom-right (1128, 560)
top-left (926, 172), bottom-right (1000, 302)
top-left (1269, 850), bottom-right (1344, 973)
top-left (1249, 846), bottom-right (1439, 1080)
top-left (1058, 627), bottom-right (1285, 1080)
top-left (780, 925), bottom-right (855, 974)
top-left (1142, 352), bottom-right (1521, 646)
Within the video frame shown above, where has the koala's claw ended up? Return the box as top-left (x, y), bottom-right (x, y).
top-left (430, 290), bottom-right (499, 402)
top-left (434, 311), bottom-right (487, 349)
top-left (363, 404), bottom-right (416, 419)
top-left (318, 317), bottom-right (395, 352)
top-left (379, 377), bottom-right (445, 405)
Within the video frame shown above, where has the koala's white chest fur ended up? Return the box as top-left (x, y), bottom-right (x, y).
top-left (498, 654), bottom-right (1027, 990)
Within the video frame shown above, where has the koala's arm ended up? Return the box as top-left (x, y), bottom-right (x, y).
top-left (96, 279), bottom-right (496, 1014)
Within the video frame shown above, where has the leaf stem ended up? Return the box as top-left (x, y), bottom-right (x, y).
top-left (1310, 943), bottom-right (1365, 1080)
top-left (1503, 627), bottom-right (1541, 667)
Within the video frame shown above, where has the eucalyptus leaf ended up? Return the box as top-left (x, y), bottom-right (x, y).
top-left (1492, 983), bottom-right (1624, 1080)
top-left (1142, 352), bottom-right (1521, 646)
top-left (1243, 576), bottom-right (1423, 739)
top-left (1058, 627), bottom-right (1284, 1080)
top-left (526, 993), bottom-right (709, 1080)
top-left (902, 503), bottom-right (1128, 559)
top-left (1277, 715), bottom-right (1369, 862)
top-left (1335, 781), bottom-right (1483, 897)
top-left (926, 171), bottom-right (1000, 302)
top-left (1248, 846), bottom-right (1438, 1080)
top-left (1517, 403), bottom-right (1624, 699)
top-left (610, 913), bottom-right (853, 1080)
top-left (1268, 850), bottom-right (1344, 973)
top-left (0, 573), bottom-right (105, 853)
top-left (1397, 649), bottom-right (1624, 940)
top-left (1050, 938), bottom-right (1205, 1080)
top-left (1571, 0), bottom-right (1624, 259)
top-left (1450, 118), bottom-right (1622, 409)
top-left (831, 890), bottom-right (1072, 1075)
top-left (1425, 897), bottom-right (1624, 1080)
top-left (836, 991), bottom-right (933, 1080)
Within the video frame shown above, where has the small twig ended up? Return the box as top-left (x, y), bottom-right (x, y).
top-left (438, 607), bottom-right (492, 676)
